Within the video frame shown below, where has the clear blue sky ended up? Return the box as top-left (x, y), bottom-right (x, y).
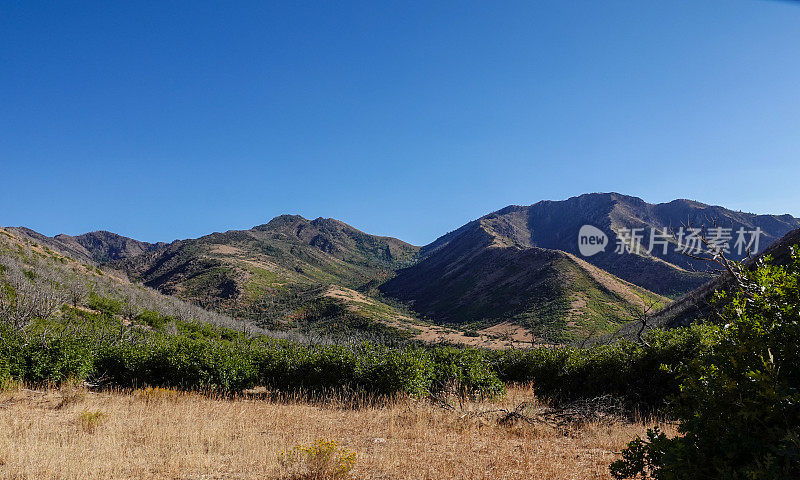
top-left (2, 1), bottom-right (800, 245)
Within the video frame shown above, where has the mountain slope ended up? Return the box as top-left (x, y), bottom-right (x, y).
top-left (417, 193), bottom-right (799, 297)
top-left (6, 227), bottom-right (167, 265)
top-left (520, 193), bottom-right (799, 295)
top-left (607, 225), bottom-right (800, 342)
top-left (119, 215), bottom-right (418, 307)
top-left (381, 216), bottom-right (666, 341)
top-left (380, 193), bottom-right (799, 340)
top-left (0, 226), bottom-right (244, 331)
top-left (115, 216), bottom-right (529, 346)
top-left (107, 215), bottom-right (431, 339)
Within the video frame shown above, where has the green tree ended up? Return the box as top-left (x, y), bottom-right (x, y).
top-left (611, 249), bottom-right (800, 479)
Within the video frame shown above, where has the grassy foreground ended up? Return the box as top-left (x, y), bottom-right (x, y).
top-left (0, 384), bottom-right (672, 480)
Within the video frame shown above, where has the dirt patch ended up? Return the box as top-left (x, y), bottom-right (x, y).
top-left (209, 244), bottom-right (244, 256)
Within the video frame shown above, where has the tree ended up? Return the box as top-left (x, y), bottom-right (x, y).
top-left (0, 258), bottom-right (66, 330)
top-left (611, 248), bottom-right (800, 479)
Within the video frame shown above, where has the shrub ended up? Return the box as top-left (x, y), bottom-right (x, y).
top-left (430, 347), bottom-right (504, 398)
top-left (96, 335), bottom-right (259, 392)
top-left (612, 251), bottom-right (800, 479)
top-left (490, 324), bottom-right (716, 410)
top-left (0, 353), bottom-right (11, 390)
top-left (135, 310), bottom-right (171, 329)
top-left (4, 333), bottom-right (94, 384)
top-left (3, 311), bottom-right (501, 398)
top-left (87, 294), bottom-right (123, 316)
top-left (363, 347), bottom-right (433, 397)
top-left (78, 410), bottom-right (106, 433)
top-left (132, 386), bottom-right (182, 404)
top-left (278, 438), bottom-right (356, 480)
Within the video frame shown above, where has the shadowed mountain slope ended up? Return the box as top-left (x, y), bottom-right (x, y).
top-left (413, 193), bottom-right (799, 296)
top-left (381, 212), bottom-right (666, 341)
top-left (605, 226), bottom-right (800, 343)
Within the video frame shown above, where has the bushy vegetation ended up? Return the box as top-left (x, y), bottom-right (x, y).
top-left (0, 305), bottom-right (506, 397)
top-left (0, 230), bottom-right (715, 404)
top-left (490, 324), bottom-right (718, 409)
top-left (611, 251), bottom-right (800, 479)
top-left (1, 296), bottom-right (717, 408)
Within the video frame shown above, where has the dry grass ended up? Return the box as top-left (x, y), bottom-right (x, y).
top-left (0, 385), bottom-right (674, 479)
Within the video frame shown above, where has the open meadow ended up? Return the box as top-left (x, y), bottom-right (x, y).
top-left (0, 384), bottom-right (674, 480)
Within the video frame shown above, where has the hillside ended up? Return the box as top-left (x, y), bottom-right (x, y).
top-left (6, 227), bottom-right (167, 265)
top-left (381, 214), bottom-right (667, 342)
top-left (0, 224), bottom-right (535, 347)
top-left (380, 193), bottom-right (798, 340)
top-left (0, 226), bottom-right (244, 332)
top-left (471, 193), bottom-right (798, 296)
top-left (604, 225), bottom-right (800, 343)
top-left (7, 193), bottom-right (797, 345)
top-left (114, 215), bottom-right (419, 331)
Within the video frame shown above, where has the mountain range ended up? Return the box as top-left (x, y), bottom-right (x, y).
top-left (6, 193), bottom-right (799, 343)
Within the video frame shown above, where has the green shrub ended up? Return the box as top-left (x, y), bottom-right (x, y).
top-left (1, 309), bottom-right (499, 399)
top-left (491, 324), bottom-right (716, 409)
top-left (431, 347), bottom-right (504, 397)
top-left (0, 350), bottom-right (11, 389)
top-left (5, 333), bottom-right (94, 384)
top-left (135, 310), bottom-right (172, 329)
top-left (87, 294), bottom-right (123, 316)
top-left (95, 335), bottom-right (259, 392)
top-left (612, 251), bottom-right (800, 479)
top-left (364, 347), bottom-right (433, 397)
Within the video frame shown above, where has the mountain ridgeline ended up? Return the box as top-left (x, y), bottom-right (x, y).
top-left (6, 193), bottom-right (799, 343)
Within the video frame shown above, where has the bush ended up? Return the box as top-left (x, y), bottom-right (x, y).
top-left (0, 351), bottom-right (10, 389)
top-left (78, 410), bottom-right (106, 433)
top-left (1, 328), bottom-right (94, 384)
top-left (490, 325), bottom-right (716, 410)
top-left (363, 347), bottom-right (433, 397)
top-left (95, 335), bottom-right (259, 392)
top-left (430, 347), bottom-right (504, 398)
top-left (612, 251), bottom-right (800, 479)
top-left (278, 438), bottom-right (356, 479)
top-left (135, 310), bottom-right (172, 329)
top-left (87, 294), bottom-right (124, 316)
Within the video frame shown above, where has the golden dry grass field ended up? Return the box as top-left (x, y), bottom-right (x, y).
top-left (0, 384), bottom-right (674, 480)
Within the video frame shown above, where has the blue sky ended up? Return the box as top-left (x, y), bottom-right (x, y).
top-left (2, 1), bottom-right (800, 245)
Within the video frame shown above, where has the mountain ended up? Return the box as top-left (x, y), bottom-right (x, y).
top-left (0, 226), bottom-right (242, 331)
top-left (418, 193), bottom-right (798, 295)
top-left (5, 227), bottom-right (167, 264)
top-left (119, 215), bottom-right (419, 307)
top-left (380, 206), bottom-right (667, 341)
top-left (606, 225), bottom-right (800, 342)
top-left (380, 193), bottom-right (800, 340)
top-left (6, 192), bottom-right (797, 345)
top-left (117, 215), bottom-right (530, 346)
